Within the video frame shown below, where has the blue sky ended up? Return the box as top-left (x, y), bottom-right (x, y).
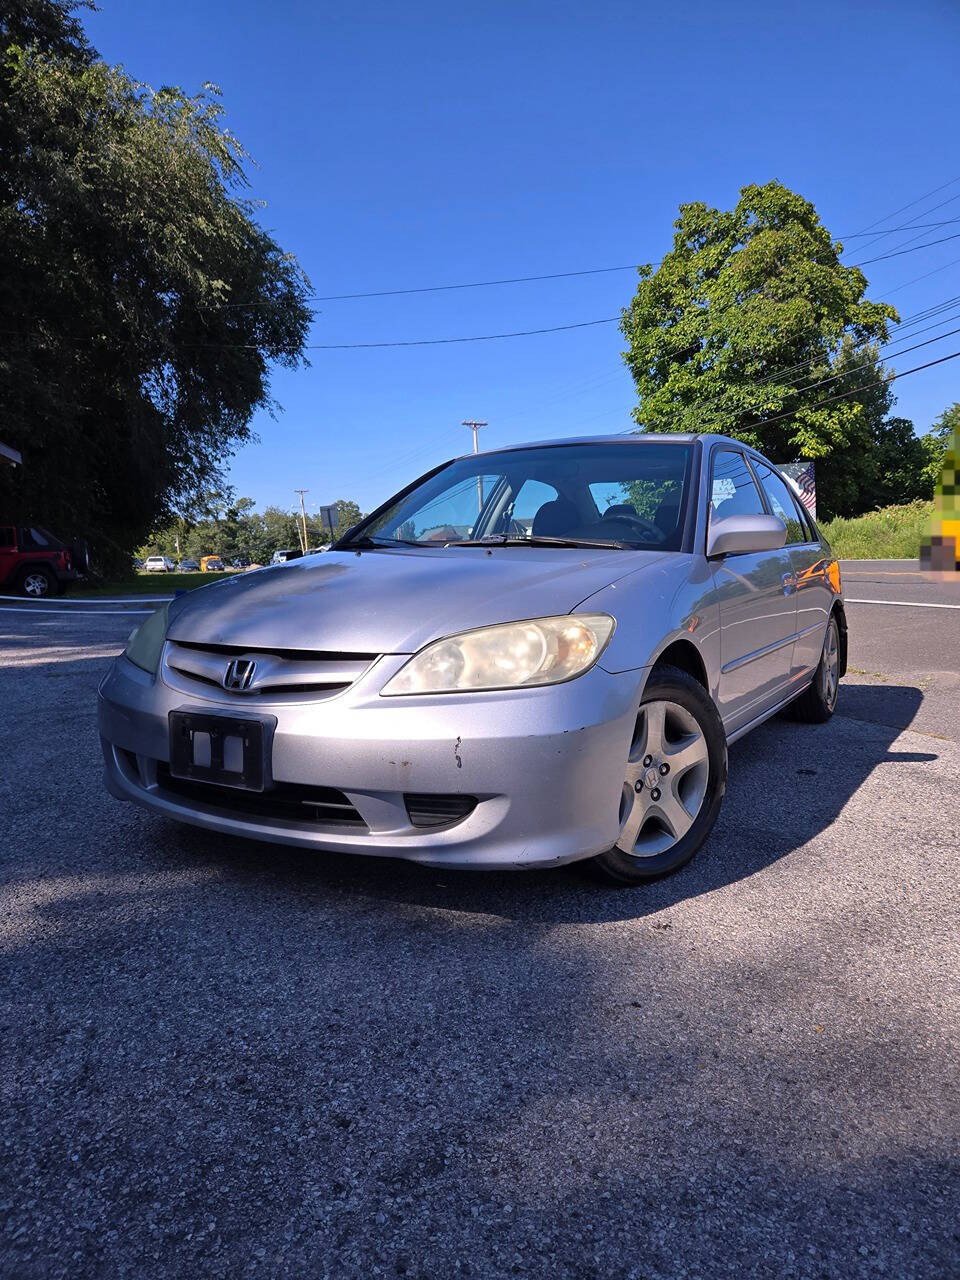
top-left (85, 0), bottom-right (960, 518)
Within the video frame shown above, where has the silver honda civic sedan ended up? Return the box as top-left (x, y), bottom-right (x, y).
top-left (99, 434), bottom-right (846, 884)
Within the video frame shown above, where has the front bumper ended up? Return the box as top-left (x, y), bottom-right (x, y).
top-left (98, 653), bottom-right (644, 869)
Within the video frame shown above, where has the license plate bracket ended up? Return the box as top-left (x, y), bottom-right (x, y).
top-left (168, 711), bottom-right (270, 791)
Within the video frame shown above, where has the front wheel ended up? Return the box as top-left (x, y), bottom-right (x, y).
top-left (591, 665), bottom-right (728, 885)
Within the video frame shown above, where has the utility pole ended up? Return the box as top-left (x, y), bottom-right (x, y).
top-left (294, 488), bottom-right (309, 554)
top-left (462, 420), bottom-right (487, 511)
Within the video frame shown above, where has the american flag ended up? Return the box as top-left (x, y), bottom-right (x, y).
top-left (779, 461), bottom-right (817, 520)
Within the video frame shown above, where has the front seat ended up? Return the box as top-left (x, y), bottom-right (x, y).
top-left (532, 497), bottom-right (580, 537)
top-left (653, 494), bottom-right (681, 535)
top-left (601, 503), bottom-right (639, 523)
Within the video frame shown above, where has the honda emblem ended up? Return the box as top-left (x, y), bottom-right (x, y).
top-left (223, 658), bottom-right (256, 691)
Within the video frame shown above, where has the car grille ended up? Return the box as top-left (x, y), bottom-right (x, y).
top-left (404, 793), bottom-right (478, 828)
top-left (155, 763), bottom-right (366, 827)
top-left (162, 639), bottom-right (377, 703)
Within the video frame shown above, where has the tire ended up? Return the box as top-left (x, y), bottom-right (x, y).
top-left (791, 613), bottom-right (840, 723)
top-left (591, 664), bottom-right (728, 885)
top-left (18, 565), bottom-right (58, 598)
top-left (68, 539), bottom-right (90, 575)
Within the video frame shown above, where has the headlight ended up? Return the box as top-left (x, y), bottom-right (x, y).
top-left (123, 602), bottom-right (170, 674)
top-left (381, 614), bottom-right (615, 696)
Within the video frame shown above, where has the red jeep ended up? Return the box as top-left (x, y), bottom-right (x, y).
top-left (0, 523), bottom-right (80, 597)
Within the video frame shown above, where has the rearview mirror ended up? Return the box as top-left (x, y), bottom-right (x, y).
top-left (706, 514), bottom-right (787, 558)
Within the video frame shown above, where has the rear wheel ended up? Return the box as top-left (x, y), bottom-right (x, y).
top-left (18, 566), bottom-right (58, 598)
top-left (591, 665), bottom-right (727, 885)
top-left (791, 614), bottom-right (840, 723)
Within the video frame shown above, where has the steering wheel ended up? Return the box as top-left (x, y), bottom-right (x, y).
top-left (600, 509), bottom-right (664, 541)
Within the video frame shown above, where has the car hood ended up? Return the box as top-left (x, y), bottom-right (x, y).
top-left (166, 545), bottom-right (669, 654)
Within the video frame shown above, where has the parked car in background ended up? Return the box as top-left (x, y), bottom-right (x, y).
top-left (200, 555), bottom-right (226, 572)
top-left (0, 522), bottom-right (80, 597)
top-left (100, 433), bottom-right (846, 884)
top-left (232, 557), bottom-right (252, 570)
top-left (176, 559), bottom-right (200, 573)
top-left (143, 555), bottom-right (175, 573)
top-left (270, 549), bottom-right (300, 564)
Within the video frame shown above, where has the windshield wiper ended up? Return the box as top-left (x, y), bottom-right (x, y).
top-left (342, 535), bottom-right (421, 549)
top-left (446, 535), bottom-right (634, 551)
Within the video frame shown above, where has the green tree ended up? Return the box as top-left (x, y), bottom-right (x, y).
top-left (260, 506), bottom-right (304, 556)
top-left (331, 498), bottom-right (363, 541)
top-left (0, 1), bottom-right (312, 571)
top-left (138, 496), bottom-right (365, 565)
top-left (620, 181), bottom-right (911, 518)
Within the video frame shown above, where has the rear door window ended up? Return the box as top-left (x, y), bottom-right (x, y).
top-left (754, 464), bottom-right (807, 545)
top-left (19, 527), bottom-right (52, 549)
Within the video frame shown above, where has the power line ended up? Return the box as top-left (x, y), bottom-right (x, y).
top-left (842, 216), bottom-right (960, 238)
top-left (213, 229), bottom-right (955, 311)
top-left (614, 293), bottom-right (960, 435)
top-left (765, 323), bottom-right (960, 402)
top-left (309, 264), bottom-right (640, 301)
top-left (748, 347), bottom-right (960, 429)
top-left (850, 193), bottom-right (960, 265)
top-left (855, 229), bottom-right (960, 265)
top-left (839, 175), bottom-right (960, 253)
top-left (198, 236), bottom-right (960, 348)
top-left (622, 292), bottom-right (960, 425)
top-left (886, 254), bottom-right (960, 296)
top-left (205, 176), bottom-right (960, 317)
top-left (712, 297), bottom-right (960, 396)
top-left (208, 220), bottom-right (960, 330)
top-left (302, 316), bottom-right (620, 348)
top-left (619, 344), bottom-right (960, 438)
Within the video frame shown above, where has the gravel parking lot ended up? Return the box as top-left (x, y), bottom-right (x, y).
top-left (1, 569), bottom-right (958, 1279)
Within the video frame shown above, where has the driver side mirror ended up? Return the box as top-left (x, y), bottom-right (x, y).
top-left (707, 514), bottom-right (787, 558)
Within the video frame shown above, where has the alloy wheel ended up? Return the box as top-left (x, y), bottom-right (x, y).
top-left (616, 699), bottom-right (710, 859)
top-left (821, 619), bottom-right (839, 710)
top-left (24, 573), bottom-right (50, 597)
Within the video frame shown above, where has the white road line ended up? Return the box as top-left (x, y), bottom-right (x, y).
top-left (847, 597), bottom-right (960, 610)
top-left (0, 606), bottom-right (152, 616)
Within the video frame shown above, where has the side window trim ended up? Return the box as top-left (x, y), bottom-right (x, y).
top-left (787, 488), bottom-right (817, 544)
top-left (751, 459), bottom-right (809, 547)
top-left (742, 453), bottom-right (773, 517)
top-left (705, 446), bottom-right (767, 552)
top-left (755, 456), bottom-right (818, 543)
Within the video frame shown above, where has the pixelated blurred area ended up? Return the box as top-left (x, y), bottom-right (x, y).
top-left (920, 428), bottom-right (960, 573)
top-left (920, 534), bottom-right (959, 571)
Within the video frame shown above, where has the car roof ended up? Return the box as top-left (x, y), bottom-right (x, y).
top-left (473, 433), bottom-right (697, 457)
top-left (461, 432), bottom-right (781, 463)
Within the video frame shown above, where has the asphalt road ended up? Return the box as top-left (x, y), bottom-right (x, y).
top-left (1, 567), bottom-right (958, 1280)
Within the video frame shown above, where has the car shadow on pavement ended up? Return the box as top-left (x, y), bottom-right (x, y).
top-left (163, 681), bottom-right (933, 927)
top-left (4, 654), bottom-right (956, 1280)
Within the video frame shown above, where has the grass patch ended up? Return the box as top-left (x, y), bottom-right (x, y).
top-left (820, 500), bottom-right (933, 560)
top-left (70, 571), bottom-right (222, 597)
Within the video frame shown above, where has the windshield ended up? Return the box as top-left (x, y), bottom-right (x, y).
top-left (343, 441), bottom-right (693, 551)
